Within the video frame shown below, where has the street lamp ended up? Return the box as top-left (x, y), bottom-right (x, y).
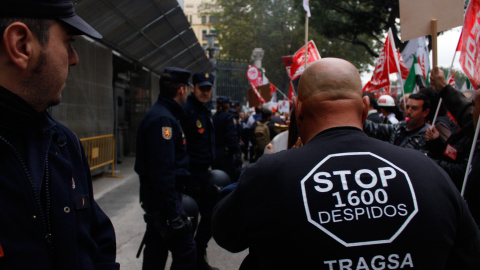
top-left (206, 33), bottom-right (216, 58)
top-left (205, 33), bottom-right (217, 103)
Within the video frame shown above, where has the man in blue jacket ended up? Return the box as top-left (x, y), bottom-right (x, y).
top-left (135, 67), bottom-right (195, 270)
top-left (0, 1), bottom-right (119, 269)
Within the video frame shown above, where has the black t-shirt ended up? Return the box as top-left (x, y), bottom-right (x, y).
top-left (213, 127), bottom-right (480, 269)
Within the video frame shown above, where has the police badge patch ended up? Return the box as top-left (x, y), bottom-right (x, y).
top-left (163, 127), bottom-right (172, 140)
top-left (196, 119), bottom-right (202, 128)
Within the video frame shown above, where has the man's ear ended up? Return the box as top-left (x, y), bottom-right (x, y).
top-left (2, 22), bottom-right (35, 70)
top-left (422, 108), bottom-right (430, 119)
top-left (177, 86), bottom-right (185, 97)
top-left (361, 96), bottom-right (369, 123)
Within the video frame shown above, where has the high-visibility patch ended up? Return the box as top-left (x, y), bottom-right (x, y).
top-left (198, 128), bottom-right (205, 134)
top-left (163, 127), bottom-right (172, 140)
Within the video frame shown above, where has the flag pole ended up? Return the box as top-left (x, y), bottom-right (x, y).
top-left (461, 116), bottom-right (480, 197)
top-left (304, 12), bottom-right (309, 70)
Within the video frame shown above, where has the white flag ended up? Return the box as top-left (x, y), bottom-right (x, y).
top-left (303, 0), bottom-right (311, 17)
top-left (401, 36), bottom-right (430, 78)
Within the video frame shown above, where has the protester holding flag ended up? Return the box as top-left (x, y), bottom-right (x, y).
top-left (425, 113), bottom-right (473, 191)
top-left (430, 67), bottom-right (480, 226)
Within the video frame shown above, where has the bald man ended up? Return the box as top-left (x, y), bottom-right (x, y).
top-left (212, 58), bottom-right (480, 269)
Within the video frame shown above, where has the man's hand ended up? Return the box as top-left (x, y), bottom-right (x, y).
top-left (425, 126), bottom-right (440, 141)
top-left (430, 67), bottom-right (448, 91)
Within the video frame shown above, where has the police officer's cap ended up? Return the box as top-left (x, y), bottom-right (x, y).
top-left (217, 96), bottom-right (230, 105)
top-left (0, 0), bottom-right (102, 39)
top-left (163, 67), bottom-right (191, 85)
top-left (193, 72), bottom-right (215, 87)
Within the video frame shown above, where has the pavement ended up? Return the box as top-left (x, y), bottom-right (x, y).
top-left (92, 156), bottom-right (247, 269)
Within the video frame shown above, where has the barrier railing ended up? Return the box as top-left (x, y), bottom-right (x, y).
top-left (80, 134), bottom-right (119, 177)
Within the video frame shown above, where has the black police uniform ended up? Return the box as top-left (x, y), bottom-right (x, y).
top-left (181, 72), bottom-right (219, 270)
top-left (0, 87), bottom-right (119, 270)
top-left (213, 97), bottom-right (240, 180)
top-left (213, 127), bottom-right (480, 269)
top-left (229, 101), bottom-right (243, 181)
top-left (135, 68), bottom-right (195, 270)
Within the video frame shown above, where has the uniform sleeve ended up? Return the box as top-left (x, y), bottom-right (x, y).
top-left (363, 119), bottom-right (395, 141)
top-left (212, 178), bottom-right (248, 252)
top-left (79, 140), bottom-right (119, 269)
top-left (144, 116), bottom-right (182, 219)
top-left (91, 201), bottom-right (120, 270)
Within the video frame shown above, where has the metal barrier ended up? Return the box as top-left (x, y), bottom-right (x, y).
top-left (80, 134), bottom-right (119, 177)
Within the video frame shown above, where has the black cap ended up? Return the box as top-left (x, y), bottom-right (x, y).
top-left (193, 72), bottom-right (215, 87)
top-left (217, 96), bottom-right (230, 105)
top-left (0, 0), bottom-right (102, 39)
top-left (163, 67), bottom-right (191, 84)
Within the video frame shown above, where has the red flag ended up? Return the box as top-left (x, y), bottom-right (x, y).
top-left (282, 55), bottom-right (294, 80)
top-left (288, 83), bottom-right (295, 100)
top-left (363, 29), bottom-right (401, 92)
top-left (460, 0), bottom-right (480, 88)
top-left (269, 83), bottom-right (277, 95)
top-left (246, 65), bottom-right (266, 103)
top-left (397, 51), bottom-right (409, 80)
top-left (290, 41), bottom-right (321, 81)
top-left (456, 28), bottom-right (463, 52)
top-left (448, 71), bottom-right (456, 87)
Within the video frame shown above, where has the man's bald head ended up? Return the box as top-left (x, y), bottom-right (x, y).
top-left (298, 58), bottom-right (363, 101)
top-left (294, 58), bottom-right (368, 144)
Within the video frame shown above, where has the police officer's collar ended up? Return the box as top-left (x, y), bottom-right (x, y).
top-left (158, 96), bottom-right (185, 119)
top-left (0, 86), bottom-right (45, 136)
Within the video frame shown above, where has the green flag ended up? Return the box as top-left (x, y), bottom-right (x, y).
top-left (404, 55), bottom-right (423, 93)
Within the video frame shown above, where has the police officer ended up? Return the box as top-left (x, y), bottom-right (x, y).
top-left (181, 72), bottom-right (218, 270)
top-left (0, 1), bottom-right (119, 269)
top-left (213, 97), bottom-right (240, 181)
top-left (135, 67), bottom-right (195, 270)
top-left (212, 58), bottom-right (480, 269)
top-left (229, 100), bottom-right (243, 181)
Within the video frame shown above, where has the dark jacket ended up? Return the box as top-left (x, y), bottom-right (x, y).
top-left (439, 85), bottom-right (480, 225)
top-left (182, 94), bottom-right (215, 168)
top-left (135, 96), bottom-right (189, 219)
top-left (213, 127), bottom-right (480, 269)
top-left (427, 128), bottom-right (473, 191)
top-left (213, 110), bottom-right (239, 157)
top-left (0, 87), bottom-right (118, 270)
top-left (363, 119), bottom-right (430, 154)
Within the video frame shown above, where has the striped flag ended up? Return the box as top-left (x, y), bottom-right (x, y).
top-left (404, 55), bottom-right (424, 93)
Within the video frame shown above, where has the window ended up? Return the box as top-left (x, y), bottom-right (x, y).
top-left (209, 16), bottom-right (218, 23)
top-left (201, 16), bottom-right (207, 24)
top-left (202, 30), bottom-right (207, 40)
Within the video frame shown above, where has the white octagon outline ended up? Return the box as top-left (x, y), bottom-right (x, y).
top-left (300, 152), bottom-right (418, 247)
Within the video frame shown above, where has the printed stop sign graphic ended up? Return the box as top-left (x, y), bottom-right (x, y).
top-left (301, 152), bottom-right (418, 247)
